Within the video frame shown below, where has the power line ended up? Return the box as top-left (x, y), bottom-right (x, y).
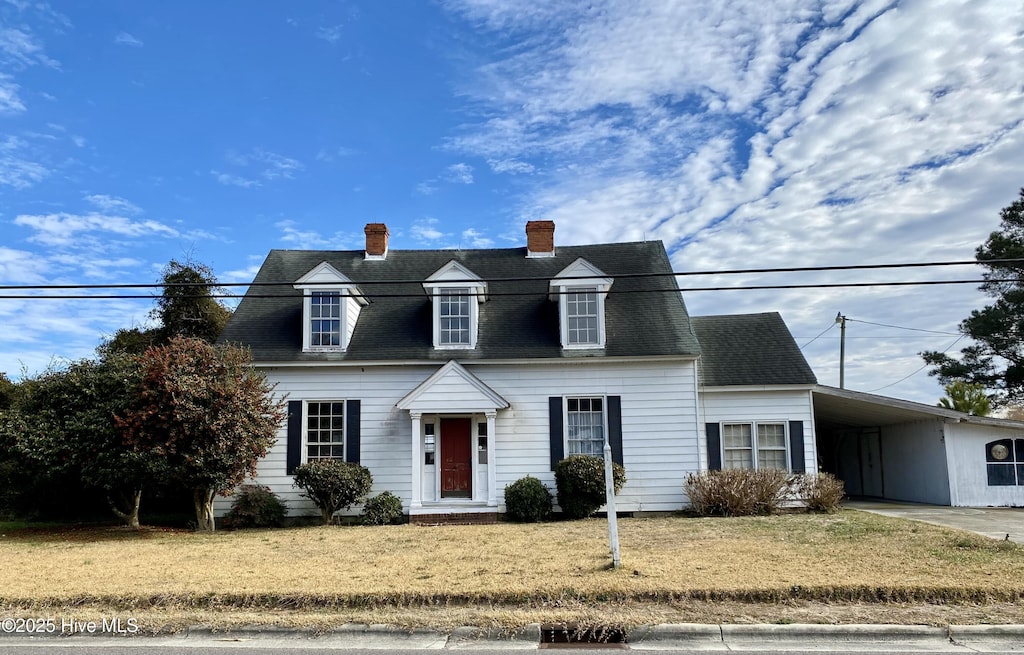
top-left (866, 334), bottom-right (967, 393)
top-left (0, 257), bottom-right (1020, 292)
top-left (799, 322), bottom-right (835, 349)
top-left (0, 278), bottom-right (1019, 300)
top-left (846, 317), bottom-right (959, 336)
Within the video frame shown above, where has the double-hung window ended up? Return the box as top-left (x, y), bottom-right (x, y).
top-left (721, 421), bottom-right (789, 470)
top-left (293, 262), bottom-right (367, 353)
top-left (567, 397), bottom-right (605, 456)
top-left (423, 261), bottom-right (487, 350)
top-left (306, 401), bottom-right (345, 461)
top-left (550, 258), bottom-right (612, 349)
top-left (439, 288), bottom-right (471, 345)
top-left (310, 291), bottom-right (342, 347)
top-left (566, 287), bottom-right (600, 345)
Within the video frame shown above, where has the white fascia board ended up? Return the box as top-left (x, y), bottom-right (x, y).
top-left (254, 354), bottom-right (699, 369)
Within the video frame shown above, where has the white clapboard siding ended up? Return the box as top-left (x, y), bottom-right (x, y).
top-left (699, 389), bottom-right (817, 474)
top-left (945, 422), bottom-right (1024, 507)
top-left (216, 358), bottom-right (699, 517)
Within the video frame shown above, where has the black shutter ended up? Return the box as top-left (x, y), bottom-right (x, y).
top-left (346, 399), bottom-right (361, 464)
top-left (706, 423), bottom-right (722, 471)
top-left (607, 395), bottom-right (623, 466)
top-left (286, 400), bottom-right (302, 475)
top-left (789, 420), bottom-right (806, 473)
top-left (549, 396), bottom-right (564, 471)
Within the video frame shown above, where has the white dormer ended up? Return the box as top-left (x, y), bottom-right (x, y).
top-left (422, 261), bottom-right (487, 350)
top-left (549, 258), bottom-right (613, 349)
top-left (293, 262), bottom-right (368, 352)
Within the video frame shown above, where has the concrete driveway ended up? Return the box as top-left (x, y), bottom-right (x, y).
top-left (845, 500), bottom-right (1024, 544)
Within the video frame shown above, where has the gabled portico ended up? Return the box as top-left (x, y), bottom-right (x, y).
top-left (396, 361), bottom-right (510, 513)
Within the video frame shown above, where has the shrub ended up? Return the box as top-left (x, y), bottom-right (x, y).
top-left (504, 476), bottom-right (553, 522)
top-left (554, 455), bottom-right (626, 520)
top-left (292, 460), bottom-right (373, 525)
top-left (796, 472), bottom-right (845, 513)
top-left (223, 484), bottom-right (287, 528)
top-left (684, 469), bottom-right (795, 516)
top-left (361, 491), bottom-right (405, 525)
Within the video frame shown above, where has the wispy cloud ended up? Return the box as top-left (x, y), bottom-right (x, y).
top-left (316, 24), bottom-right (345, 43)
top-left (85, 193), bottom-right (142, 215)
top-left (443, 0), bottom-right (1024, 402)
top-left (445, 162), bottom-right (474, 184)
top-left (415, 181), bottom-right (438, 195)
top-left (211, 170), bottom-right (261, 188)
top-left (218, 148), bottom-right (304, 186)
top-left (276, 220), bottom-right (362, 250)
top-left (113, 31), bottom-right (143, 47)
top-left (0, 73), bottom-right (24, 112)
top-left (0, 135), bottom-right (49, 188)
top-left (315, 146), bottom-right (358, 162)
top-left (14, 212), bottom-right (180, 247)
top-left (0, 26), bottom-right (59, 69)
top-left (461, 227), bottom-right (493, 248)
top-left (410, 217), bottom-right (447, 242)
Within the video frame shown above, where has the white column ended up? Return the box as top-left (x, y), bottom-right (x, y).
top-left (486, 411), bottom-right (497, 507)
top-left (410, 412), bottom-right (422, 510)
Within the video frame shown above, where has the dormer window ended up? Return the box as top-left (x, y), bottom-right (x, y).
top-left (423, 261), bottom-right (487, 350)
top-left (294, 262), bottom-right (367, 353)
top-left (550, 259), bottom-right (612, 349)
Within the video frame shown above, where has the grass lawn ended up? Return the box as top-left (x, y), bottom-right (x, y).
top-left (1, 510), bottom-right (1022, 632)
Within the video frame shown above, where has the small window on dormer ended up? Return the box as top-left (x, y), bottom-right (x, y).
top-left (550, 259), bottom-right (612, 349)
top-left (423, 261), bottom-right (487, 350)
top-left (439, 288), bottom-right (471, 345)
top-left (294, 262), bottom-right (367, 353)
top-left (566, 286), bottom-right (600, 345)
top-left (310, 291), bottom-right (342, 347)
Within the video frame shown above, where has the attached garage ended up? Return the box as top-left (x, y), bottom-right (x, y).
top-left (813, 386), bottom-right (1024, 507)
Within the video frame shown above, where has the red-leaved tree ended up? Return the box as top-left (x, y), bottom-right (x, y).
top-left (118, 337), bottom-right (286, 531)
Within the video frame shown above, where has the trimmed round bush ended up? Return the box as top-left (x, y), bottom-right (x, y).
top-left (797, 472), bottom-right (845, 513)
top-left (504, 475), bottom-right (553, 522)
top-left (361, 491), bottom-right (405, 525)
top-left (292, 460), bottom-right (373, 525)
top-left (554, 455), bottom-right (626, 519)
top-left (223, 485), bottom-right (287, 528)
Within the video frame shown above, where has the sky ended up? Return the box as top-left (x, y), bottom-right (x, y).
top-left (1, 0), bottom-right (1023, 406)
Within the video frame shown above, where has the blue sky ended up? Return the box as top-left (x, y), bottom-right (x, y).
top-left (1, 0), bottom-right (1023, 405)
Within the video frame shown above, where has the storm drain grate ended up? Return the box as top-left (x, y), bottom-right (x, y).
top-left (539, 624), bottom-right (628, 649)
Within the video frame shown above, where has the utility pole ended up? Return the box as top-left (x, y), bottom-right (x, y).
top-left (835, 312), bottom-right (847, 389)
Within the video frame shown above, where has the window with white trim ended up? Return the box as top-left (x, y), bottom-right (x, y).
top-left (550, 258), bottom-right (612, 349)
top-left (293, 262), bottom-right (366, 353)
top-left (306, 401), bottom-right (345, 461)
top-left (567, 397), bottom-right (605, 456)
top-left (722, 422), bottom-right (789, 470)
top-left (310, 291), bottom-right (342, 347)
top-left (566, 286), bottom-right (600, 345)
top-left (439, 288), bottom-right (471, 345)
top-left (422, 261), bottom-right (487, 350)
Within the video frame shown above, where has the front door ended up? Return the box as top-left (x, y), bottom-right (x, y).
top-left (440, 418), bottom-right (472, 498)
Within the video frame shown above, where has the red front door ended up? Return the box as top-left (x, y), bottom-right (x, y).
top-left (440, 418), bottom-right (472, 498)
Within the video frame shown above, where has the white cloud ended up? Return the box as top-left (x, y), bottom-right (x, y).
top-left (410, 218), bottom-right (447, 242)
top-left (416, 181), bottom-right (438, 195)
top-left (14, 212), bottom-right (180, 247)
top-left (0, 135), bottom-right (48, 188)
top-left (444, 0), bottom-right (1024, 403)
top-left (276, 220), bottom-right (362, 250)
top-left (0, 246), bottom-right (46, 283)
top-left (316, 24), bottom-right (344, 43)
top-left (85, 194), bottom-right (142, 215)
top-left (446, 162), bottom-right (474, 184)
top-left (0, 73), bottom-right (24, 112)
top-left (488, 158), bottom-right (534, 174)
top-left (315, 146), bottom-right (358, 162)
top-left (0, 26), bottom-right (59, 69)
top-left (114, 32), bottom-right (143, 47)
top-left (212, 170), bottom-right (261, 188)
top-left (461, 228), bottom-right (494, 248)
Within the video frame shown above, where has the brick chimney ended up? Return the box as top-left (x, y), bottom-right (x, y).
top-left (364, 223), bottom-right (389, 260)
top-left (525, 220), bottom-right (555, 258)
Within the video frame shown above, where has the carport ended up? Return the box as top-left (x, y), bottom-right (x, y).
top-left (813, 386), bottom-right (1024, 507)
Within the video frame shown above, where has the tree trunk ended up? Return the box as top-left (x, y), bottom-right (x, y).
top-left (193, 487), bottom-right (217, 532)
top-left (321, 507), bottom-right (334, 526)
top-left (108, 489), bottom-right (142, 529)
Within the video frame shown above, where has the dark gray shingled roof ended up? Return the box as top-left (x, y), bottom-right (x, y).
top-left (691, 313), bottom-right (817, 386)
top-left (220, 241), bottom-right (701, 362)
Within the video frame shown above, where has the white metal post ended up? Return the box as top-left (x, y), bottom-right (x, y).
top-left (604, 441), bottom-right (621, 569)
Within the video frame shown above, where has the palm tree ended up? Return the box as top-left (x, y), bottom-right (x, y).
top-left (938, 381), bottom-right (992, 416)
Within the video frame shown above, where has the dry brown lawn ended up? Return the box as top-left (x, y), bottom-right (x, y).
top-left (2, 510), bottom-right (1023, 632)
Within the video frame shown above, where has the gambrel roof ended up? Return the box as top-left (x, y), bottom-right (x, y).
top-left (220, 241), bottom-right (702, 362)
